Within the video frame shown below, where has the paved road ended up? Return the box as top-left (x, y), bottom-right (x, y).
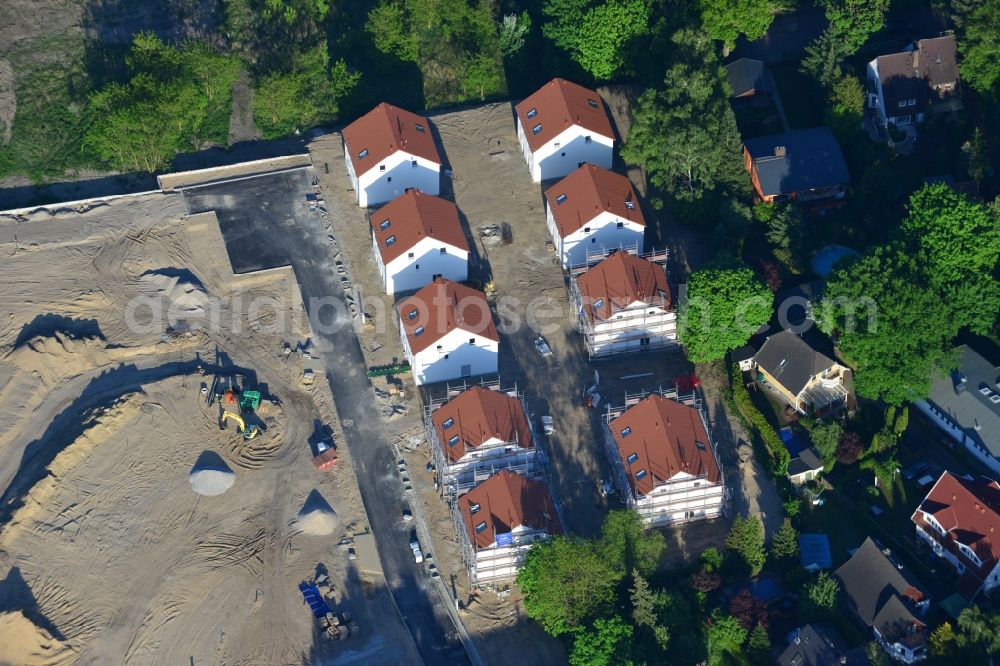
top-left (183, 169), bottom-right (470, 666)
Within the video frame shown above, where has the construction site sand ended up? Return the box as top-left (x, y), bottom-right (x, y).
top-left (0, 189), bottom-right (420, 664)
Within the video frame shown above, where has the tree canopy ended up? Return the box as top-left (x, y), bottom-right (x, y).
top-left (543, 0), bottom-right (650, 79)
top-left (699, 0), bottom-right (776, 50)
top-left (570, 615), bottom-right (635, 666)
top-left (679, 263), bottom-right (773, 363)
top-left (726, 514), bottom-right (767, 576)
top-left (957, 0), bottom-right (1000, 93)
top-left (597, 509), bottom-right (666, 576)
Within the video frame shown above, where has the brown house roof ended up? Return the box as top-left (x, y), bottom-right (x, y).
top-left (514, 78), bottom-right (615, 153)
top-left (609, 395), bottom-right (721, 497)
top-left (458, 470), bottom-right (561, 549)
top-left (431, 386), bottom-right (533, 463)
top-left (397, 278), bottom-right (499, 354)
top-left (544, 164), bottom-right (645, 238)
top-left (371, 191), bottom-right (469, 264)
top-left (912, 471), bottom-right (1000, 592)
top-left (342, 103), bottom-right (441, 178)
top-left (575, 252), bottom-right (670, 322)
top-left (917, 36), bottom-right (958, 89)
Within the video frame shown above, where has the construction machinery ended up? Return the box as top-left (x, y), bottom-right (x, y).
top-left (222, 411), bottom-right (259, 439)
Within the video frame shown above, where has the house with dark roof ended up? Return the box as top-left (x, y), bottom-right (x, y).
top-left (396, 278), bottom-right (499, 385)
top-left (569, 251), bottom-right (676, 357)
top-left (544, 163), bottom-right (646, 268)
top-left (912, 471), bottom-right (1000, 600)
top-left (725, 58), bottom-right (767, 98)
top-left (778, 624), bottom-right (869, 666)
top-left (603, 394), bottom-right (725, 526)
top-left (787, 446), bottom-right (825, 485)
top-left (751, 330), bottom-right (851, 415)
top-left (370, 190), bottom-right (469, 294)
top-left (454, 470), bottom-right (562, 587)
top-left (867, 36), bottom-right (960, 129)
top-left (341, 102), bottom-right (442, 208)
top-left (835, 537), bottom-right (929, 663)
top-left (915, 345), bottom-right (1000, 478)
top-left (426, 386), bottom-right (540, 497)
top-left (514, 78), bottom-right (615, 182)
top-left (743, 127), bottom-right (850, 204)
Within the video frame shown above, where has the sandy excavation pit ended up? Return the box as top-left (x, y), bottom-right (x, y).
top-left (0, 190), bottom-right (420, 665)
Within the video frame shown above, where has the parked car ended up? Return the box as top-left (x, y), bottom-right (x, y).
top-left (410, 539), bottom-right (424, 563)
top-left (402, 508), bottom-right (413, 522)
top-left (534, 335), bottom-right (553, 357)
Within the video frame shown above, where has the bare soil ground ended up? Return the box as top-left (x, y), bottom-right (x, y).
top-left (0, 189), bottom-right (419, 665)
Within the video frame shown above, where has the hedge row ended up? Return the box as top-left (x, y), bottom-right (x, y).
top-left (730, 364), bottom-right (791, 476)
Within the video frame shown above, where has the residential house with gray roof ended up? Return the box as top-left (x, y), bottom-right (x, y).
top-left (751, 330), bottom-right (851, 415)
top-left (743, 127), bottom-right (849, 204)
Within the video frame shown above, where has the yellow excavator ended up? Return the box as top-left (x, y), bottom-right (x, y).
top-left (222, 410), bottom-right (259, 439)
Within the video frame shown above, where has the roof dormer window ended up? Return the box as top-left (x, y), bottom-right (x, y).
top-left (621, 426), bottom-right (632, 438)
top-left (470, 502), bottom-right (480, 514)
top-left (448, 434), bottom-right (460, 446)
top-left (443, 417), bottom-right (455, 429)
top-left (587, 98), bottom-right (598, 109)
top-left (556, 193), bottom-right (567, 204)
top-left (380, 219), bottom-right (391, 230)
top-left (475, 521), bottom-right (488, 533)
top-left (359, 149), bottom-right (369, 159)
top-left (527, 107), bottom-right (537, 119)
top-left (408, 308), bottom-right (418, 320)
top-left (636, 469), bottom-right (647, 480)
top-left (696, 441), bottom-right (707, 451)
top-left (386, 235), bottom-right (396, 246)
top-left (415, 123), bottom-right (425, 132)
top-left (532, 123), bottom-right (542, 135)
top-left (414, 325), bottom-right (425, 336)
top-left (593, 298), bottom-right (604, 309)
top-left (625, 200), bottom-right (635, 210)
top-left (627, 452), bottom-right (638, 464)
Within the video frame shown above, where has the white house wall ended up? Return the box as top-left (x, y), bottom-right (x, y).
top-left (469, 526), bottom-right (549, 586)
top-left (634, 474), bottom-right (725, 526)
top-left (355, 151), bottom-right (441, 208)
top-left (549, 208), bottom-right (645, 268)
top-left (915, 400), bottom-right (1000, 477)
top-left (588, 306), bottom-right (677, 356)
top-left (382, 236), bottom-right (469, 295)
top-left (406, 327), bottom-right (499, 386)
top-left (518, 120), bottom-right (614, 183)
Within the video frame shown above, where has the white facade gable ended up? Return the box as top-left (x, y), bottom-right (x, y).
top-left (374, 234), bottom-right (469, 295)
top-left (403, 326), bottom-right (499, 386)
top-left (517, 122), bottom-right (613, 183)
top-left (344, 144), bottom-right (440, 208)
top-left (546, 206), bottom-right (644, 268)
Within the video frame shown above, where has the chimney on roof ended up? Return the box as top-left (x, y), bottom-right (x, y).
top-left (774, 146), bottom-right (786, 158)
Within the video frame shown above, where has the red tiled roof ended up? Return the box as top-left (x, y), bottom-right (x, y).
top-left (342, 103), bottom-right (441, 177)
top-left (575, 252), bottom-right (670, 322)
top-left (544, 164), bottom-right (645, 238)
top-left (371, 191), bottom-right (469, 264)
top-left (514, 78), bottom-right (615, 152)
top-left (458, 470), bottom-right (561, 549)
top-left (397, 278), bottom-right (499, 354)
top-left (912, 471), bottom-right (1000, 589)
top-left (609, 395), bottom-right (721, 497)
top-left (431, 386), bottom-right (533, 463)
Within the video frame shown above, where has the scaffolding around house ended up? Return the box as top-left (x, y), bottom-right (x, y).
top-left (423, 380), bottom-right (547, 499)
top-left (566, 243), bottom-right (668, 277)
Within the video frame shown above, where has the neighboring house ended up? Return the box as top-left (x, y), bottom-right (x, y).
top-left (569, 251), bottom-right (676, 357)
top-left (725, 58), bottom-right (767, 98)
top-left (915, 345), bottom-right (1000, 477)
top-left (752, 330), bottom-right (851, 415)
top-left (912, 471), bottom-right (1000, 600)
top-left (787, 447), bottom-right (824, 485)
top-left (454, 470), bottom-right (562, 588)
top-left (743, 127), bottom-right (850, 204)
top-left (342, 103), bottom-right (442, 208)
top-left (396, 278), bottom-right (499, 386)
top-left (427, 385), bottom-right (540, 497)
top-left (603, 394), bottom-right (725, 526)
top-left (778, 624), bottom-right (869, 666)
top-left (544, 164), bottom-right (645, 268)
top-left (835, 537), bottom-right (929, 663)
top-left (370, 190), bottom-right (469, 295)
top-left (514, 78), bottom-right (615, 183)
top-left (867, 36), bottom-right (960, 128)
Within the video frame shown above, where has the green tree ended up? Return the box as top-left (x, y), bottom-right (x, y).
top-left (802, 571), bottom-right (840, 620)
top-left (865, 641), bottom-right (891, 666)
top-left (891, 405), bottom-right (909, 436)
top-left (570, 616), bottom-right (634, 666)
top-left (366, 1), bottom-right (419, 62)
top-left (826, 73), bottom-right (865, 141)
top-left (746, 622), bottom-right (771, 663)
top-left (517, 536), bottom-right (622, 636)
top-left (955, 607), bottom-right (1000, 656)
top-left (631, 570), bottom-right (670, 650)
top-left (958, 0), bottom-right (1000, 93)
top-left (575, 0), bottom-right (650, 79)
top-left (810, 421), bottom-right (843, 469)
top-left (499, 12), bottom-right (531, 56)
top-left (726, 514), bottom-right (767, 576)
top-left (824, 0), bottom-right (889, 54)
top-left (770, 518), bottom-right (799, 561)
top-left (699, 0), bottom-right (776, 50)
top-left (701, 546), bottom-right (724, 571)
top-left (707, 610), bottom-right (748, 664)
top-left (622, 30), bottom-right (745, 201)
top-left (598, 509), bottom-right (665, 576)
top-left (459, 53), bottom-right (504, 102)
top-left (929, 621), bottom-right (958, 661)
top-left (679, 264), bottom-right (773, 363)
top-left (800, 29), bottom-right (851, 87)
top-left (542, 0), bottom-right (590, 53)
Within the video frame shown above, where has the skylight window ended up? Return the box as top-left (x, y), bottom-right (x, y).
top-left (380, 219), bottom-right (391, 230)
top-left (532, 123), bottom-right (542, 135)
top-left (448, 434), bottom-right (460, 446)
top-left (475, 521), bottom-right (488, 533)
top-left (621, 426), bottom-right (632, 438)
top-left (587, 98), bottom-right (598, 108)
top-left (627, 452), bottom-right (638, 464)
top-left (625, 200), bottom-right (636, 210)
top-left (470, 502), bottom-right (481, 514)
top-left (443, 417), bottom-right (455, 429)
top-left (386, 235), bottom-right (396, 246)
top-left (593, 298), bottom-right (604, 309)
top-left (696, 441), bottom-right (707, 451)
top-left (556, 193), bottom-right (567, 204)
top-left (415, 123), bottom-right (425, 132)
top-left (636, 469), bottom-right (647, 480)
top-left (527, 107), bottom-right (537, 119)
top-left (414, 325), bottom-right (425, 336)
top-left (408, 309), bottom-right (418, 320)
top-left (359, 149), bottom-right (369, 159)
